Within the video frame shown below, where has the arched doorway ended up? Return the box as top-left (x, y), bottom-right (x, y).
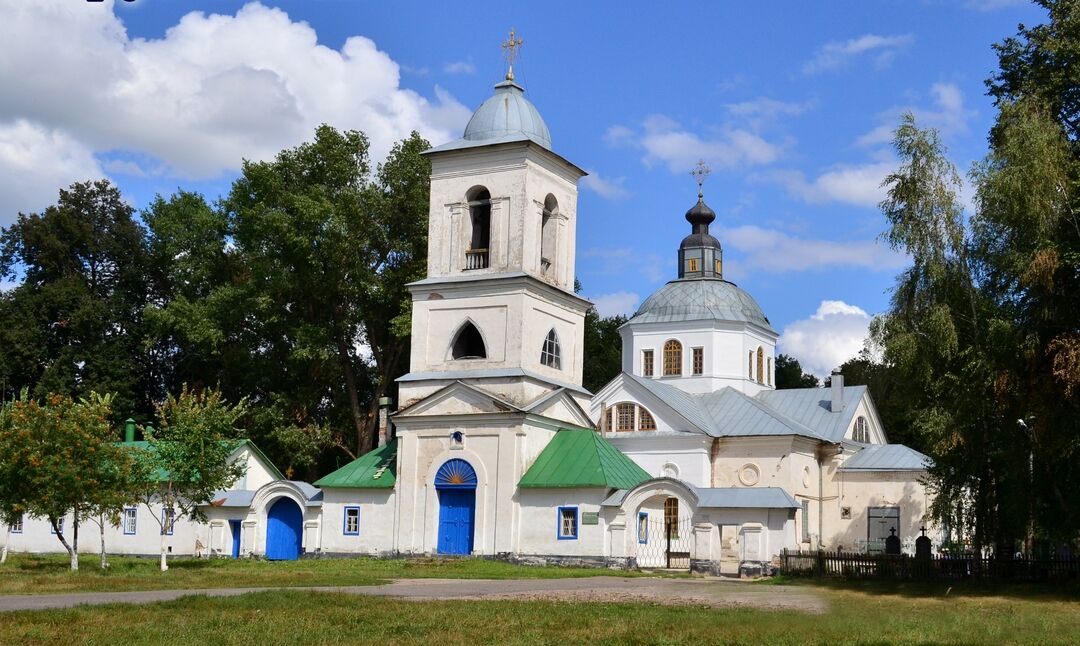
top-left (435, 459), bottom-right (477, 555)
top-left (265, 497), bottom-right (303, 560)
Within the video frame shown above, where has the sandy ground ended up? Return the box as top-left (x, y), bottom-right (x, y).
top-left (0, 576), bottom-right (826, 613)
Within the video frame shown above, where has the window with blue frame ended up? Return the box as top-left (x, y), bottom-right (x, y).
top-left (343, 506), bottom-right (360, 536)
top-left (11, 515), bottom-right (23, 533)
top-left (638, 512), bottom-right (649, 544)
top-left (161, 508), bottom-right (175, 536)
top-left (123, 508), bottom-right (137, 535)
top-left (557, 507), bottom-right (578, 540)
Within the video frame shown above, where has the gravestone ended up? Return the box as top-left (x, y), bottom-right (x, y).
top-left (915, 526), bottom-right (932, 560)
top-left (885, 527), bottom-right (901, 555)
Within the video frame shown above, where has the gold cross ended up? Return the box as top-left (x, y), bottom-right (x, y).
top-left (691, 159), bottom-right (711, 197)
top-left (501, 28), bottom-right (524, 81)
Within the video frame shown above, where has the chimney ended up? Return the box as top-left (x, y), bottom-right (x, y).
top-left (377, 397), bottom-right (393, 446)
top-left (124, 418), bottom-right (136, 443)
top-left (831, 371), bottom-right (844, 413)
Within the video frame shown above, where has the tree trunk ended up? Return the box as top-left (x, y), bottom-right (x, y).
top-left (51, 517), bottom-right (77, 571)
top-left (1, 526), bottom-right (9, 564)
top-left (99, 514), bottom-right (108, 570)
top-left (160, 526), bottom-right (168, 571)
top-left (335, 330), bottom-right (370, 452)
top-left (72, 507), bottom-right (80, 571)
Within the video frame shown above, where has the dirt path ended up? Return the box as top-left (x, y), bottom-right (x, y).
top-left (0, 577), bottom-right (827, 614)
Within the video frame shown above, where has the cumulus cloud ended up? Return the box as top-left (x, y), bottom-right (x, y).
top-left (856, 83), bottom-right (974, 147)
top-left (779, 300), bottom-right (872, 377)
top-left (623, 115), bottom-right (782, 173)
top-left (762, 160), bottom-right (895, 208)
top-left (803, 34), bottom-right (913, 75)
top-left (722, 225), bottom-right (907, 273)
top-left (581, 170), bottom-right (630, 200)
top-left (591, 291), bottom-right (640, 318)
top-left (443, 60), bottom-right (476, 75)
top-left (0, 120), bottom-right (104, 219)
top-left (724, 97), bottom-right (815, 129)
top-left (0, 0), bottom-right (471, 221)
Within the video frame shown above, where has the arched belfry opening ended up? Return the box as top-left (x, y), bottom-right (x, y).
top-left (466, 187), bottom-right (491, 270)
top-left (540, 328), bottom-right (561, 369)
top-left (541, 194), bottom-right (558, 275)
top-left (451, 321), bottom-right (487, 360)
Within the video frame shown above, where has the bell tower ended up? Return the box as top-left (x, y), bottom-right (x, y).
top-left (397, 40), bottom-right (591, 410)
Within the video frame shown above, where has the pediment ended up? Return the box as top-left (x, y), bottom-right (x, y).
top-left (395, 381), bottom-right (522, 417)
top-left (527, 388), bottom-right (594, 428)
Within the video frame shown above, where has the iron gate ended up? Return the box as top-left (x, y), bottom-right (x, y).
top-left (637, 515), bottom-right (693, 569)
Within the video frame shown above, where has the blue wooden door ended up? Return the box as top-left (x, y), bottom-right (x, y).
top-left (265, 498), bottom-right (302, 560)
top-left (229, 520), bottom-right (241, 558)
top-left (437, 489), bottom-right (475, 555)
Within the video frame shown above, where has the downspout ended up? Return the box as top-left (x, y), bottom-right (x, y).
top-left (818, 450), bottom-right (824, 550)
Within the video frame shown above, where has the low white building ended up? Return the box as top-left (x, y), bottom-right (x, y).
top-left (2, 60), bottom-right (934, 575)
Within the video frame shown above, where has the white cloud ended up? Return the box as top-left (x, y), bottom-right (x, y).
top-left (779, 300), bottom-right (872, 377)
top-left (762, 159), bottom-right (895, 208)
top-left (857, 83), bottom-right (974, 147)
top-left (637, 115), bottom-right (782, 173)
top-left (603, 125), bottom-right (635, 147)
top-left (581, 170), bottom-right (630, 200)
top-left (722, 225), bottom-right (907, 273)
top-left (591, 291), bottom-right (640, 318)
top-left (443, 60), bottom-right (476, 75)
top-left (0, 0), bottom-right (471, 199)
top-left (803, 34), bottom-right (914, 75)
top-left (724, 98), bottom-right (814, 128)
top-left (0, 120), bottom-right (104, 222)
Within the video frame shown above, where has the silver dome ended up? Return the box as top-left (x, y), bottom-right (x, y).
top-left (462, 80), bottom-right (552, 150)
top-left (627, 279), bottom-right (774, 331)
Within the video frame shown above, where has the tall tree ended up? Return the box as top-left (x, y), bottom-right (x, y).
top-left (583, 308), bottom-right (627, 393)
top-left (0, 180), bottom-right (155, 417)
top-left (132, 386), bottom-right (247, 571)
top-left (773, 354), bottom-right (820, 389)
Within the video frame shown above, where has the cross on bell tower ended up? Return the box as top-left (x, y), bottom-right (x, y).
top-left (501, 28), bottom-right (524, 81)
top-left (678, 159), bottom-right (722, 279)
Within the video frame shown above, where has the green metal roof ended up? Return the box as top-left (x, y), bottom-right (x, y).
top-left (314, 439), bottom-right (397, 489)
top-left (518, 429), bottom-right (651, 489)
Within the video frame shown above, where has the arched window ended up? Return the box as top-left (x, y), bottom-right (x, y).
top-left (748, 351), bottom-right (754, 379)
top-left (663, 340), bottom-right (682, 376)
top-left (638, 407), bottom-right (656, 431)
top-left (767, 357), bottom-right (772, 386)
top-left (756, 347), bottom-right (764, 384)
top-left (540, 328), bottom-right (561, 369)
top-left (853, 416), bottom-right (870, 443)
top-left (616, 403), bottom-right (635, 432)
top-left (451, 321), bottom-right (486, 360)
top-left (465, 187), bottom-right (491, 270)
top-left (664, 498), bottom-right (679, 538)
top-left (541, 194), bottom-right (558, 275)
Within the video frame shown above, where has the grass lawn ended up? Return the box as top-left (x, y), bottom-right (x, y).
top-left (0, 553), bottom-right (656, 595)
top-left (2, 582), bottom-right (1079, 645)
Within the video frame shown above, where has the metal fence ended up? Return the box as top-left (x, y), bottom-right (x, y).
top-left (781, 549), bottom-right (1080, 581)
top-left (637, 515), bottom-right (693, 570)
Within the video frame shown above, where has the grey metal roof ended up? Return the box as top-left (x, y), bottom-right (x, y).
top-left (840, 444), bottom-right (931, 472)
top-left (625, 279), bottom-right (775, 332)
top-left (624, 374), bottom-right (829, 441)
top-left (756, 386), bottom-right (867, 443)
top-left (210, 490), bottom-right (256, 508)
top-left (397, 367), bottom-right (591, 395)
top-left (691, 486), bottom-right (801, 509)
top-left (427, 80), bottom-right (551, 154)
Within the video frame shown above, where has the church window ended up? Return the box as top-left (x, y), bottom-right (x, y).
top-left (451, 321), bottom-right (487, 360)
top-left (558, 507), bottom-right (578, 540)
top-left (687, 258), bottom-right (699, 272)
top-left (123, 508), bottom-right (137, 535)
top-left (540, 328), bottom-right (561, 369)
top-left (748, 351), bottom-right (754, 379)
top-left (692, 347), bottom-right (703, 375)
top-left (663, 340), bottom-right (682, 376)
top-left (162, 508), bottom-right (175, 536)
top-left (756, 347), bottom-right (764, 384)
top-left (767, 358), bottom-right (772, 386)
top-left (801, 500), bottom-right (810, 542)
top-left (616, 403), bottom-right (635, 432)
top-left (343, 506), bottom-right (360, 536)
top-left (638, 407), bottom-right (656, 431)
top-left (664, 498), bottom-right (680, 538)
top-left (11, 515), bottom-right (22, 533)
top-left (853, 416), bottom-right (870, 443)
top-left (715, 259), bottom-right (722, 274)
top-left (637, 512), bottom-right (649, 544)
top-left (642, 350), bottom-right (654, 377)
top-left (541, 194), bottom-right (558, 275)
top-left (465, 186), bottom-right (491, 270)
top-left (604, 408), bottom-right (613, 432)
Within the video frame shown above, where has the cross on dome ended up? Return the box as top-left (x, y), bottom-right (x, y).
top-left (501, 28), bottom-right (524, 81)
top-left (691, 159), bottom-right (711, 198)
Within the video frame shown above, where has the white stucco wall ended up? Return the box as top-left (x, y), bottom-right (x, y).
top-left (319, 489), bottom-right (397, 554)
top-left (516, 488), bottom-right (608, 557)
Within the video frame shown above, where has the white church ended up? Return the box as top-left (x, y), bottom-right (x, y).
top-left (2, 60), bottom-right (934, 575)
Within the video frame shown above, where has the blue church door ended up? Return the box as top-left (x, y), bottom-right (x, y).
top-left (435, 459), bottom-right (477, 555)
top-left (265, 498), bottom-right (303, 560)
top-left (229, 520), bottom-right (241, 558)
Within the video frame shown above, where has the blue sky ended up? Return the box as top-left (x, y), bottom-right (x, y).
top-left (0, 0), bottom-right (1046, 375)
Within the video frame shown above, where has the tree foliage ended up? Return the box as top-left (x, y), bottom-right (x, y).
top-left (773, 354), bottom-right (820, 389)
top-left (583, 308), bottom-right (627, 393)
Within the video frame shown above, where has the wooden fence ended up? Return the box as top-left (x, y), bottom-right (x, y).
top-left (781, 549), bottom-right (1080, 582)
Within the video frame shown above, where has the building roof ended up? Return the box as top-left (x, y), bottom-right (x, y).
top-left (519, 429), bottom-right (651, 489)
top-left (840, 443), bottom-right (931, 472)
top-left (314, 439), bottom-right (398, 489)
top-left (756, 385), bottom-right (868, 443)
top-left (120, 439), bottom-right (285, 482)
top-left (625, 279), bottom-right (775, 332)
top-left (426, 80), bottom-right (552, 155)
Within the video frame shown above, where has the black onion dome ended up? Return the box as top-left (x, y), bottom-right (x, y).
top-left (680, 197), bottom-right (721, 250)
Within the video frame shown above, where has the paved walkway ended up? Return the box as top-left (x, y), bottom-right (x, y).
top-left (0, 577), bottom-right (826, 613)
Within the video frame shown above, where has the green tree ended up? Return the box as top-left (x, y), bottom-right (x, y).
top-left (830, 352), bottom-right (918, 449)
top-left (0, 392), bottom-right (128, 570)
top-left (583, 308), bottom-right (627, 393)
top-left (773, 354), bottom-right (820, 389)
top-left (132, 386), bottom-right (247, 571)
top-left (0, 180), bottom-right (155, 416)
